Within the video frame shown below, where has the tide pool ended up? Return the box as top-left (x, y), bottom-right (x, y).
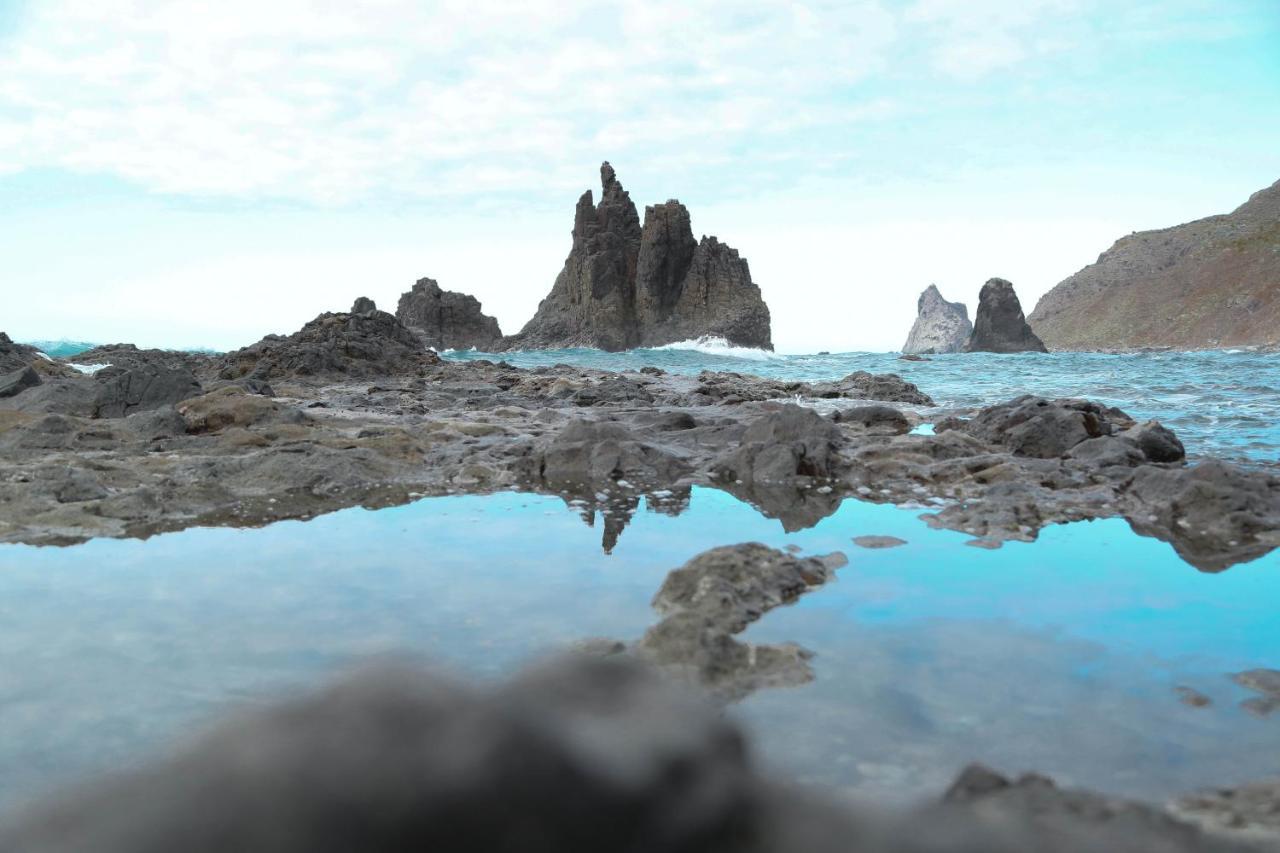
top-left (0, 487), bottom-right (1276, 814)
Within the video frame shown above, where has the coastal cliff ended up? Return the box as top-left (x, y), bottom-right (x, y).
top-left (1029, 179), bottom-right (1280, 350)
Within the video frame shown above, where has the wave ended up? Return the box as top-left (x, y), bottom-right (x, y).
top-left (651, 336), bottom-right (779, 362)
top-left (70, 363), bottom-right (110, 375)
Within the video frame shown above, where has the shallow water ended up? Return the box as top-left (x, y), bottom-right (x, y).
top-left (447, 346), bottom-right (1280, 464)
top-left (1, 487), bottom-right (1277, 814)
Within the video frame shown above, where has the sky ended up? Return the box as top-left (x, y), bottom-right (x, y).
top-left (1, 0), bottom-right (1278, 353)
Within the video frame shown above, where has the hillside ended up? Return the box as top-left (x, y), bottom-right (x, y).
top-left (1028, 179), bottom-right (1280, 350)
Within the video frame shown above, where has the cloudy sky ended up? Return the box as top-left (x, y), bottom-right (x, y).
top-left (2, 0), bottom-right (1277, 352)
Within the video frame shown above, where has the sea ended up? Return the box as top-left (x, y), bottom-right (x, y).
top-left (2, 337), bottom-right (1277, 814)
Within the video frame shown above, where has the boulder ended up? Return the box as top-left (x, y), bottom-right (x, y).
top-left (0, 366), bottom-right (40, 398)
top-left (538, 419), bottom-right (690, 489)
top-left (715, 406), bottom-right (843, 484)
top-left (394, 278), bottom-right (503, 351)
top-left (903, 285), bottom-right (972, 354)
top-left (93, 365), bottom-right (203, 418)
top-left (965, 278), bottom-right (1048, 353)
top-left (503, 163), bottom-right (772, 352)
top-left (963, 396), bottom-right (1134, 458)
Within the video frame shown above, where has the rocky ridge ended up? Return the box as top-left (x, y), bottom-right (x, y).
top-left (502, 163), bottom-right (772, 351)
top-left (903, 285), bottom-right (972, 354)
top-left (1029, 179), bottom-right (1280, 350)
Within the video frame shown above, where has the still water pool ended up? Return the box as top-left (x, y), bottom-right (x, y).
top-left (1, 487), bottom-right (1277, 815)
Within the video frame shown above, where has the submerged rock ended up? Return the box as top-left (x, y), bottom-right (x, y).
top-left (903, 285), bottom-right (972, 354)
top-left (395, 278), bottom-right (503, 351)
top-left (503, 163), bottom-right (772, 352)
top-left (965, 279), bottom-right (1048, 353)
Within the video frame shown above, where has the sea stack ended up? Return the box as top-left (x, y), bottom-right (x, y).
top-left (502, 162), bottom-right (772, 352)
top-left (1029, 178), bottom-right (1280, 350)
top-left (965, 278), bottom-right (1048, 353)
top-left (902, 285), bottom-right (972, 354)
top-left (395, 278), bottom-right (503, 352)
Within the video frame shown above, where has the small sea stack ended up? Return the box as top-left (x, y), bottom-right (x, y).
top-left (965, 278), bottom-right (1048, 353)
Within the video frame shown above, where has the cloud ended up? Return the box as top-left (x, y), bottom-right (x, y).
top-left (0, 0), bottom-right (907, 203)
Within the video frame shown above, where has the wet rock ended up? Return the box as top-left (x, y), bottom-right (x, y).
top-left (177, 387), bottom-right (308, 434)
top-left (395, 278), bottom-right (503, 351)
top-left (833, 404), bottom-right (911, 435)
top-left (965, 278), bottom-right (1048, 353)
top-left (219, 310), bottom-right (440, 381)
top-left (503, 163), bottom-right (772, 351)
top-left (351, 296), bottom-right (377, 314)
top-left (903, 284), bottom-right (972, 354)
top-left (810, 371), bottom-right (934, 405)
top-left (69, 343), bottom-right (212, 374)
top-left (1174, 686), bottom-right (1213, 708)
top-left (715, 406), bottom-right (843, 485)
top-left (1126, 460), bottom-right (1280, 572)
top-left (939, 763), bottom-right (1246, 852)
top-left (537, 419), bottom-right (690, 489)
top-left (1231, 669), bottom-right (1280, 717)
top-left (0, 366), bottom-right (40, 398)
top-left (93, 365), bottom-right (203, 418)
top-left (1126, 420), bottom-right (1187, 463)
top-left (853, 535), bottom-right (908, 549)
top-left (963, 396), bottom-right (1132, 458)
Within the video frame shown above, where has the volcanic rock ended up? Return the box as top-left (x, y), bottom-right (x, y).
top-left (503, 163), bottom-right (772, 352)
top-left (1029, 178), bottom-right (1280, 350)
top-left (395, 278), bottom-right (503, 351)
top-left (0, 366), bottom-right (40, 398)
top-left (351, 296), bottom-right (377, 314)
top-left (965, 279), bottom-right (1047, 353)
top-left (218, 309), bottom-right (440, 381)
top-left (903, 285), bottom-right (972, 354)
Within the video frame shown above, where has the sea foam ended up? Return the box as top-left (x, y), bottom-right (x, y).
top-left (652, 336), bottom-right (777, 361)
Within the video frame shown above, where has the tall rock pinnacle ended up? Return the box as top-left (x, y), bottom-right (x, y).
top-left (502, 164), bottom-right (772, 352)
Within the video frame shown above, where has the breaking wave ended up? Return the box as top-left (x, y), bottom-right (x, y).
top-left (651, 336), bottom-right (778, 361)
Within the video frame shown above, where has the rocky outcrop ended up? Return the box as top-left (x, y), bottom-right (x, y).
top-left (903, 285), bottom-right (972, 354)
top-left (395, 278), bottom-right (503, 351)
top-left (0, 655), bottom-right (1262, 853)
top-left (965, 278), bottom-right (1047, 353)
top-left (1029, 179), bottom-right (1280, 350)
top-left (351, 296), bottom-right (377, 314)
top-left (503, 163), bottom-right (772, 352)
top-left (218, 309), bottom-right (440, 381)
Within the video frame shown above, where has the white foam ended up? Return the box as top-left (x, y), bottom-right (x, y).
top-left (652, 336), bottom-right (778, 361)
top-left (71, 363), bottom-right (110, 375)
top-left (36, 352), bottom-right (53, 361)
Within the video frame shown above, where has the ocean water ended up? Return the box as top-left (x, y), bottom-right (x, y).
top-left (0, 488), bottom-right (1277, 815)
top-left (446, 340), bottom-right (1280, 464)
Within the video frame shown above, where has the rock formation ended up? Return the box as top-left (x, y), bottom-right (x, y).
top-left (351, 296), bottom-right (377, 314)
top-left (218, 309), bottom-right (440, 381)
top-left (902, 285), bottom-right (972, 354)
top-left (965, 278), bottom-right (1047, 353)
top-left (503, 163), bottom-right (772, 352)
top-left (1029, 179), bottom-right (1280, 350)
top-left (395, 278), bottom-right (503, 351)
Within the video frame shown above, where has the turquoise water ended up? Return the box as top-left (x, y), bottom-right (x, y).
top-left (1, 488), bottom-right (1277, 813)
top-left (448, 346), bottom-right (1280, 464)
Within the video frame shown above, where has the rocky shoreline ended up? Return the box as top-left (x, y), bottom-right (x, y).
top-left (2, 307), bottom-right (1278, 572)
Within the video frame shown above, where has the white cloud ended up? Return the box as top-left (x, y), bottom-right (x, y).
top-left (0, 0), bottom-right (909, 203)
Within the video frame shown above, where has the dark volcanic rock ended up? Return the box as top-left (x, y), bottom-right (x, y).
top-left (903, 285), bottom-right (972, 354)
top-left (503, 163), bottom-right (772, 352)
top-left (965, 278), bottom-right (1047, 353)
top-left (1029, 178), bottom-right (1280, 350)
top-left (0, 655), bottom-right (1260, 853)
top-left (0, 366), bottom-right (40, 398)
top-left (395, 278), bottom-right (503, 351)
top-left (93, 365), bottom-right (203, 418)
top-left (351, 296), bottom-right (377, 314)
top-left (962, 396), bottom-right (1135, 458)
top-left (218, 310), bottom-right (440, 381)
top-left (0, 333), bottom-right (40, 374)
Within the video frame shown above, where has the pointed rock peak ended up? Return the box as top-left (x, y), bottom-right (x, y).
top-left (351, 296), bottom-right (377, 314)
top-left (601, 161), bottom-right (618, 192)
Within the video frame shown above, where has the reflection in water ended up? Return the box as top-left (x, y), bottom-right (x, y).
top-left (0, 488), bottom-right (1277, 815)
